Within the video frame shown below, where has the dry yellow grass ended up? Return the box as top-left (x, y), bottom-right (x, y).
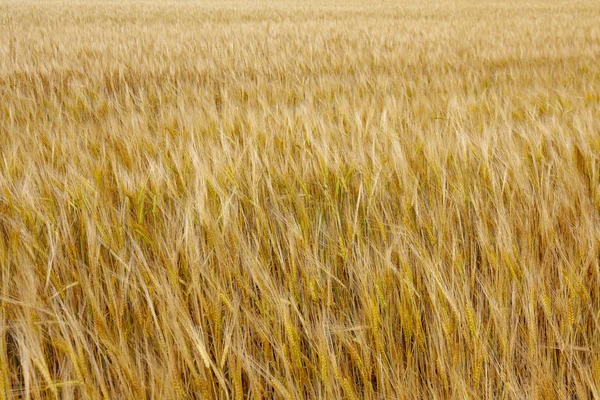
top-left (1, 0), bottom-right (600, 398)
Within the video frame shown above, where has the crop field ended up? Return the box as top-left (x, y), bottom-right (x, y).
top-left (1, 0), bottom-right (599, 398)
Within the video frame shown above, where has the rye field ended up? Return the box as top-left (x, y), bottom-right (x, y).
top-left (1, 0), bottom-right (599, 398)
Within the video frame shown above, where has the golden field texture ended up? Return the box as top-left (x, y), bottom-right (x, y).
top-left (1, 0), bottom-right (600, 398)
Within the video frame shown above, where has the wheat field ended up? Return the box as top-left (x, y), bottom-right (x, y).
top-left (1, 0), bottom-right (599, 398)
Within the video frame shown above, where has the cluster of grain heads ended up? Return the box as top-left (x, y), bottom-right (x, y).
top-left (1, 0), bottom-right (600, 398)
